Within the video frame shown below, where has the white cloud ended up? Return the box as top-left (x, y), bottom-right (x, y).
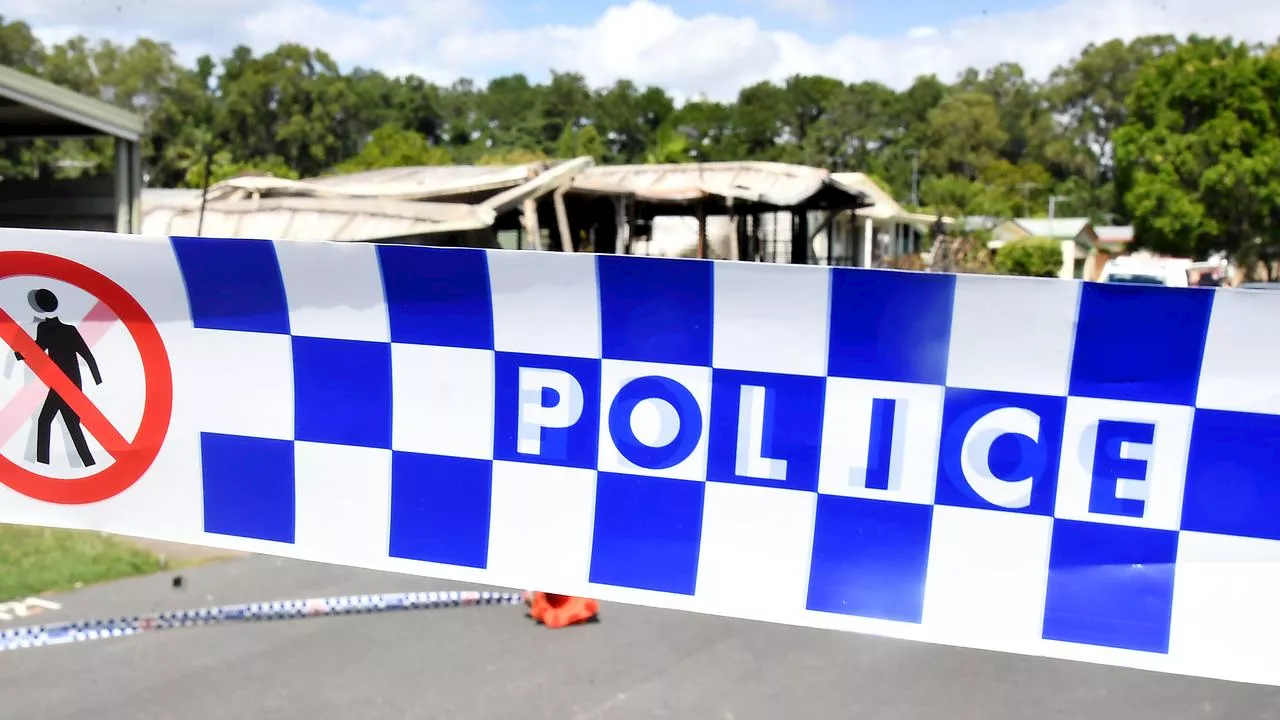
top-left (4, 0), bottom-right (1280, 100)
top-left (756, 0), bottom-right (836, 22)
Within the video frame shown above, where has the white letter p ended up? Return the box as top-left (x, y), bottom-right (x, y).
top-left (517, 367), bottom-right (584, 455)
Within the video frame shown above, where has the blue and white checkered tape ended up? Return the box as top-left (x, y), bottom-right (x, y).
top-left (0, 590), bottom-right (523, 652)
top-left (2, 228), bottom-right (1280, 685)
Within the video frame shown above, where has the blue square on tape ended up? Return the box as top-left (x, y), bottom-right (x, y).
top-left (172, 237), bottom-right (290, 335)
top-left (1069, 283), bottom-right (1212, 406)
top-left (589, 473), bottom-right (704, 595)
top-left (389, 452), bottom-right (492, 568)
top-left (293, 337), bottom-right (392, 449)
top-left (828, 268), bottom-right (955, 385)
top-left (598, 255), bottom-right (712, 367)
top-left (493, 352), bottom-right (600, 469)
top-left (201, 432), bottom-right (295, 543)
top-left (378, 246), bottom-right (494, 350)
top-left (935, 388), bottom-right (1066, 516)
top-left (706, 369), bottom-right (824, 492)
top-left (1183, 409), bottom-right (1280, 540)
top-left (1042, 519), bottom-right (1177, 654)
top-left (806, 495), bottom-right (933, 623)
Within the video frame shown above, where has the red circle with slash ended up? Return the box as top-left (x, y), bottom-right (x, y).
top-left (0, 251), bottom-right (173, 504)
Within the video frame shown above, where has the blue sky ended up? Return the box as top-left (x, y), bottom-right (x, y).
top-left (485, 0), bottom-right (1050, 40)
top-left (8, 0), bottom-right (1279, 98)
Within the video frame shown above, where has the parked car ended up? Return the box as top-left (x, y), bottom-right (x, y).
top-left (1097, 255), bottom-right (1192, 287)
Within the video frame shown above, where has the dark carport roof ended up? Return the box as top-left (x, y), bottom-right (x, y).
top-left (0, 64), bottom-right (143, 142)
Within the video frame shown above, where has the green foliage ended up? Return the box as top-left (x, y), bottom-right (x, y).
top-left (181, 151), bottom-right (298, 188)
top-left (1114, 36), bottom-right (1280, 275)
top-left (645, 123), bottom-right (691, 164)
top-left (336, 123), bottom-right (452, 173)
top-left (0, 524), bottom-right (162, 601)
top-left (2, 15), bottom-right (1279, 268)
top-left (475, 148), bottom-right (551, 166)
top-left (993, 237), bottom-right (1064, 277)
top-left (555, 124), bottom-right (605, 161)
top-left (924, 91), bottom-right (1007, 180)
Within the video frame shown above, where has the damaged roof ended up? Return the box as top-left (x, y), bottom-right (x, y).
top-left (199, 161), bottom-right (562, 202)
top-left (141, 190), bottom-right (495, 242)
top-left (570, 161), bottom-right (869, 207)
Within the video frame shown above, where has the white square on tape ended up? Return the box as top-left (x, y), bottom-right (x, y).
top-left (696, 482), bottom-right (816, 617)
top-left (180, 329), bottom-right (294, 441)
top-left (1169, 531), bottom-right (1280, 678)
top-left (923, 505), bottom-right (1053, 649)
top-left (487, 249), bottom-right (600, 359)
top-left (486, 460), bottom-right (597, 592)
top-left (1197, 288), bottom-right (1280, 415)
top-left (946, 273), bottom-right (1079, 396)
top-left (276, 240), bottom-right (390, 343)
top-left (392, 344), bottom-right (494, 460)
top-left (294, 441), bottom-right (392, 565)
top-left (713, 262), bottom-right (830, 377)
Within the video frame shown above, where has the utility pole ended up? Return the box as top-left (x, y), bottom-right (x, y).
top-left (908, 149), bottom-right (920, 208)
top-left (1016, 182), bottom-right (1038, 216)
top-left (1049, 194), bottom-right (1071, 278)
top-left (1048, 195), bottom-right (1070, 234)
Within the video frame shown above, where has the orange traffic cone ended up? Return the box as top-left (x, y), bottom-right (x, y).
top-left (525, 591), bottom-right (599, 629)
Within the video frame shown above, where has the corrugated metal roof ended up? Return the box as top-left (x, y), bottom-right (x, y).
top-left (961, 215), bottom-right (1001, 231)
top-left (203, 162), bottom-right (563, 202)
top-left (1013, 217), bottom-right (1092, 239)
top-left (1096, 225), bottom-right (1135, 242)
top-left (830, 172), bottom-right (901, 218)
top-left (0, 64), bottom-right (143, 141)
top-left (480, 157), bottom-right (594, 214)
top-left (141, 190), bottom-right (495, 241)
top-left (571, 161), bottom-right (863, 207)
top-left (830, 172), bottom-right (955, 226)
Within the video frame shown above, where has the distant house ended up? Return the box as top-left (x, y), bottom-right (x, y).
top-left (1095, 225), bottom-right (1134, 250)
top-left (1092, 225), bottom-right (1136, 276)
top-left (988, 217), bottom-right (1101, 280)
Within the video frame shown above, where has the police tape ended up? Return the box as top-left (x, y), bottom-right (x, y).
top-left (0, 590), bottom-right (525, 653)
top-left (11, 229), bottom-right (1280, 686)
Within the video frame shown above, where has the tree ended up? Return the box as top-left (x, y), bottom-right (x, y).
top-left (669, 100), bottom-right (740, 161)
top-left (475, 148), bottom-right (550, 166)
top-left (735, 81), bottom-right (789, 159)
top-left (336, 123), bottom-right (452, 172)
top-left (479, 74), bottom-right (542, 152)
top-left (555, 124), bottom-right (605, 161)
top-left (802, 81), bottom-right (897, 170)
top-left (182, 151), bottom-right (299, 188)
top-left (593, 80), bottom-right (674, 163)
top-left (994, 238), bottom-right (1063, 277)
top-left (541, 71), bottom-right (592, 149)
top-left (645, 123), bottom-right (691, 164)
top-left (577, 125), bottom-right (605, 161)
top-left (0, 14), bottom-right (1274, 247)
top-left (923, 92), bottom-right (1008, 180)
top-left (1114, 36), bottom-right (1280, 274)
top-left (1046, 36), bottom-right (1180, 218)
top-left (957, 63), bottom-right (1047, 165)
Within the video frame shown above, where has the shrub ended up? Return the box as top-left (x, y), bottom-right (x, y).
top-left (993, 237), bottom-right (1063, 278)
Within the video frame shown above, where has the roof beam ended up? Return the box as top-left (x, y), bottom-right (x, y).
top-left (0, 124), bottom-right (112, 140)
top-left (0, 65), bottom-right (143, 142)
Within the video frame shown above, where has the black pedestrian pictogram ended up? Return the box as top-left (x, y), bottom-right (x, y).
top-left (13, 289), bottom-right (103, 466)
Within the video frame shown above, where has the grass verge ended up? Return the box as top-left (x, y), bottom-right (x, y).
top-left (0, 524), bottom-right (163, 602)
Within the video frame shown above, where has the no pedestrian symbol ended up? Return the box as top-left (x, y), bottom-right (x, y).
top-left (0, 251), bottom-right (172, 504)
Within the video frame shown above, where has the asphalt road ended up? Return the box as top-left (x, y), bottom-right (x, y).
top-left (1, 556), bottom-right (1278, 720)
